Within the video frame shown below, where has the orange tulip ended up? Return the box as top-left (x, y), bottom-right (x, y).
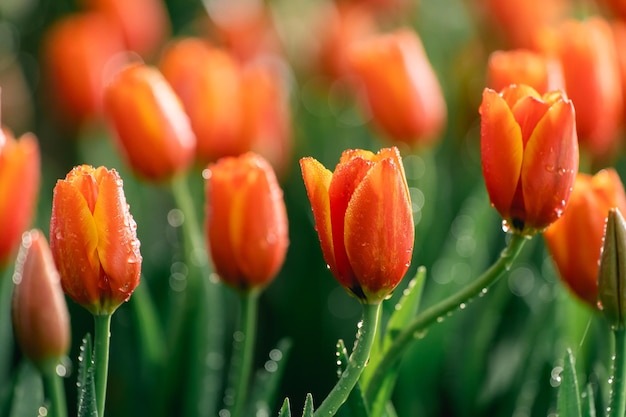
top-left (300, 147), bottom-right (414, 304)
top-left (103, 63), bottom-right (196, 181)
top-left (205, 152), bottom-right (288, 290)
top-left (486, 49), bottom-right (564, 95)
top-left (536, 17), bottom-right (623, 162)
top-left (480, 84), bottom-right (578, 235)
top-left (544, 169), bottom-right (626, 306)
top-left (50, 165), bottom-right (142, 315)
top-left (349, 28), bottom-right (446, 147)
top-left (82, 0), bottom-right (170, 59)
top-left (12, 230), bottom-right (70, 365)
top-left (240, 57), bottom-right (293, 178)
top-left (0, 130), bottom-right (40, 268)
top-left (159, 38), bottom-right (246, 163)
top-left (41, 12), bottom-right (127, 125)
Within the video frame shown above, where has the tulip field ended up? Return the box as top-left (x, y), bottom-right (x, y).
top-left (3, 0), bottom-right (626, 416)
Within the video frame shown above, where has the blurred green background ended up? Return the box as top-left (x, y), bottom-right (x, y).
top-left (0, 0), bottom-right (619, 416)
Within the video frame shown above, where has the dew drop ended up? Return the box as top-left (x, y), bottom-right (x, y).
top-left (436, 316), bottom-right (444, 323)
top-left (459, 303), bottom-right (466, 310)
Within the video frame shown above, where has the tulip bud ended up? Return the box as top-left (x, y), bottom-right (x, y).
top-left (300, 146), bottom-right (414, 304)
top-left (103, 63), bottom-right (196, 182)
top-left (50, 165), bottom-right (142, 315)
top-left (12, 230), bottom-right (70, 366)
top-left (544, 169), bottom-right (626, 306)
top-left (479, 84), bottom-right (578, 235)
top-left (349, 28), bottom-right (446, 148)
top-left (205, 152), bottom-right (289, 290)
top-left (0, 130), bottom-right (40, 269)
top-left (598, 208), bottom-right (626, 329)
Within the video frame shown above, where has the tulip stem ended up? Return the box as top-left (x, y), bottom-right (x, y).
top-left (608, 328), bottom-right (626, 417)
top-left (94, 313), bottom-right (112, 417)
top-left (227, 290), bottom-right (259, 417)
top-left (313, 302), bottom-right (382, 417)
top-left (42, 359), bottom-right (67, 417)
top-left (364, 233), bottom-right (527, 403)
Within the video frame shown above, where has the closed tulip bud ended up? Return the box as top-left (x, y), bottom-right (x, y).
top-left (598, 208), bottom-right (626, 329)
top-left (349, 28), bottom-right (446, 148)
top-left (103, 63), bottom-right (196, 181)
top-left (41, 12), bottom-right (127, 125)
top-left (486, 49), bottom-right (564, 94)
top-left (300, 146), bottom-right (414, 304)
top-left (50, 165), bottom-right (142, 315)
top-left (544, 169), bottom-right (626, 306)
top-left (205, 152), bottom-right (288, 291)
top-left (0, 130), bottom-right (40, 269)
top-left (480, 84), bottom-right (578, 235)
top-left (12, 230), bottom-right (70, 366)
top-left (82, 0), bottom-right (170, 59)
top-left (536, 18), bottom-right (623, 162)
top-left (159, 38), bottom-right (246, 163)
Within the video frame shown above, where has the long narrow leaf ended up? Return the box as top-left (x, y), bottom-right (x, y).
top-left (9, 360), bottom-right (43, 417)
top-left (581, 383), bottom-right (596, 417)
top-left (557, 348), bottom-right (582, 417)
top-left (77, 334), bottom-right (97, 417)
top-left (278, 398), bottom-right (292, 417)
top-left (302, 393), bottom-right (314, 417)
top-left (336, 339), bottom-right (370, 417)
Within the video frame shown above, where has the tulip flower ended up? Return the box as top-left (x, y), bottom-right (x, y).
top-left (348, 28), bottom-right (446, 148)
top-left (300, 146), bottom-right (414, 304)
top-left (103, 63), bottom-right (196, 181)
top-left (0, 130), bottom-right (40, 269)
top-left (12, 230), bottom-right (70, 365)
top-left (536, 17), bottom-right (623, 162)
top-left (82, 0), bottom-right (170, 59)
top-left (240, 57), bottom-right (293, 178)
top-left (486, 49), bottom-right (564, 95)
top-left (159, 38), bottom-right (246, 163)
top-left (41, 12), bottom-right (127, 125)
top-left (50, 165), bottom-right (142, 315)
top-left (205, 152), bottom-right (288, 290)
top-left (479, 84), bottom-right (578, 235)
top-left (544, 169), bottom-right (626, 307)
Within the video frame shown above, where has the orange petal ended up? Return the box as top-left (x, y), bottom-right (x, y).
top-left (344, 157), bottom-right (414, 301)
top-left (521, 98), bottom-right (578, 230)
top-left (511, 95), bottom-right (551, 146)
top-left (479, 88), bottom-right (524, 219)
top-left (93, 168), bottom-right (141, 308)
top-left (300, 158), bottom-right (336, 276)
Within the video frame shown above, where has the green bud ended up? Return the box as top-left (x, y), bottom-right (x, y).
top-left (598, 208), bottom-right (626, 329)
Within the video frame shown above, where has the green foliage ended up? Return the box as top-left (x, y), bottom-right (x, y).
top-left (557, 348), bottom-right (582, 417)
top-left (76, 335), bottom-right (97, 417)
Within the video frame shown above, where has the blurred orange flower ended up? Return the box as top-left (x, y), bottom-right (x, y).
top-left (300, 147), bottom-right (414, 304)
top-left (0, 130), bottom-right (40, 269)
top-left (480, 85), bottom-right (578, 235)
top-left (349, 28), bottom-right (446, 148)
top-left (544, 169), bottom-right (626, 306)
top-left (159, 38), bottom-right (246, 164)
top-left (50, 165), bottom-right (142, 315)
top-left (205, 152), bottom-right (288, 291)
top-left (103, 63), bottom-right (196, 181)
top-left (486, 49), bottom-right (564, 95)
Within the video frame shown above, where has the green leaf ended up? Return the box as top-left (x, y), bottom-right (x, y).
top-left (278, 398), bottom-right (292, 417)
top-left (581, 383), bottom-right (596, 417)
top-left (246, 338), bottom-right (293, 416)
top-left (0, 268), bottom-right (14, 390)
top-left (302, 393), bottom-right (314, 417)
top-left (77, 334), bottom-right (97, 417)
top-left (557, 348), bottom-right (582, 417)
top-left (383, 267), bottom-right (427, 351)
top-left (9, 360), bottom-right (43, 417)
top-left (336, 340), bottom-right (370, 417)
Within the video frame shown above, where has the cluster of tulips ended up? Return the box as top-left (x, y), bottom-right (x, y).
top-left (5, 0), bottom-right (626, 416)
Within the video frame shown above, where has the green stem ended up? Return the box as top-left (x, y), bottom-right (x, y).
top-left (314, 302), bottom-right (382, 417)
top-left (365, 233), bottom-right (527, 402)
top-left (608, 328), bottom-right (626, 417)
top-left (42, 360), bottom-right (67, 417)
top-left (228, 290), bottom-right (259, 417)
top-left (94, 314), bottom-right (112, 417)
